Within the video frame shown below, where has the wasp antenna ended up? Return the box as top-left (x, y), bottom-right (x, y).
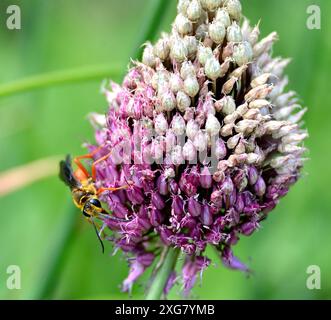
top-left (91, 218), bottom-right (105, 254)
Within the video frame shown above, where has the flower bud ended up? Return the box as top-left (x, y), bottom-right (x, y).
top-left (170, 36), bottom-right (188, 62)
top-left (161, 89), bottom-right (177, 111)
top-left (169, 179), bottom-right (179, 194)
top-left (206, 114), bottom-right (221, 136)
top-left (225, 0), bottom-right (242, 21)
top-left (254, 176), bottom-right (266, 197)
top-left (154, 37), bottom-right (170, 61)
top-left (200, 167), bottom-right (213, 189)
top-left (186, 119), bottom-right (200, 140)
top-left (183, 140), bottom-right (197, 161)
top-left (221, 176), bottom-right (234, 195)
top-left (200, 204), bottom-right (213, 226)
top-left (251, 73), bottom-right (272, 88)
top-left (206, 0), bottom-right (222, 12)
top-left (282, 132), bottom-right (308, 145)
top-left (209, 20), bottom-right (226, 45)
top-left (214, 138), bottom-right (227, 160)
top-left (187, 0), bottom-right (202, 22)
top-left (154, 113), bottom-right (168, 135)
top-left (221, 123), bottom-right (234, 137)
top-left (227, 22), bottom-right (242, 43)
top-left (227, 133), bottom-right (242, 149)
top-left (220, 96), bottom-right (236, 115)
top-left (181, 61), bottom-right (196, 79)
top-left (184, 36), bottom-right (198, 59)
top-left (176, 90), bottom-right (191, 112)
top-left (174, 13), bottom-right (193, 35)
top-left (177, 0), bottom-right (190, 15)
top-left (215, 8), bottom-right (231, 27)
top-left (184, 75), bottom-right (200, 97)
top-left (172, 195), bottom-right (184, 216)
top-left (151, 192), bottom-right (166, 210)
top-left (142, 43), bottom-right (156, 68)
top-left (150, 207), bottom-right (164, 227)
top-left (197, 45), bottom-right (213, 66)
top-left (170, 73), bottom-right (183, 93)
top-left (235, 120), bottom-right (259, 134)
top-left (205, 56), bottom-right (221, 80)
top-left (248, 166), bottom-right (259, 185)
top-left (171, 145), bottom-right (184, 165)
top-left (233, 41), bottom-right (253, 66)
top-left (171, 114), bottom-right (186, 136)
top-left (193, 130), bottom-right (208, 152)
top-left (188, 197), bottom-right (202, 217)
top-left (165, 130), bottom-right (177, 152)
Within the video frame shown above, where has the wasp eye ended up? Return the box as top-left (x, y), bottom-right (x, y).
top-left (89, 198), bottom-right (102, 208)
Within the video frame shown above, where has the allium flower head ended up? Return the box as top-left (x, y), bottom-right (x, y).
top-left (88, 0), bottom-right (308, 296)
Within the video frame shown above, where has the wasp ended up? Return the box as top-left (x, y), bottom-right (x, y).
top-left (59, 148), bottom-right (129, 253)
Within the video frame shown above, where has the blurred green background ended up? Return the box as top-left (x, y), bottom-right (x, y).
top-left (0, 0), bottom-right (330, 300)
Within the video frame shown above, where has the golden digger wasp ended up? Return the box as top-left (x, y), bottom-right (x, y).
top-left (59, 148), bottom-right (129, 253)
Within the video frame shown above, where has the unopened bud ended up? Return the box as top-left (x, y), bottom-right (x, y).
top-left (194, 130), bottom-right (208, 152)
top-left (235, 120), bottom-right (259, 134)
top-left (251, 73), bottom-right (272, 88)
top-left (225, 0), bottom-right (242, 21)
top-left (161, 89), bottom-right (176, 111)
top-left (186, 119), bottom-right (200, 140)
top-left (142, 43), bottom-right (156, 68)
top-left (184, 75), bottom-right (200, 97)
top-left (181, 61), bottom-right (196, 79)
top-left (154, 113), bottom-right (168, 135)
top-left (197, 45), bottom-right (213, 66)
top-left (206, 0), bottom-right (222, 12)
top-left (184, 35), bottom-right (198, 59)
top-left (174, 14), bottom-right (193, 35)
top-left (170, 73), bottom-right (183, 93)
top-left (227, 22), bottom-right (242, 43)
top-left (170, 36), bottom-right (188, 62)
top-left (209, 20), bottom-right (226, 45)
top-left (215, 8), bottom-right (231, 27)
top-left (205, 56), bottom-right (221, 80)
top-left (187, 0), bottom-right (202, 22)
top-left (220, 96), bottom-right (236, 115)
top-left (206, 114), bottom-right (221, 136)
top-left (154, 37), bottom-right (170, 61)
top-left (233, 41), bottom-right (253, 66)
top-left (171, 114), bottom-right (186, 136)
top-left (183, 140), bottom-right (197, 161)
top-left (176, 90), bottom-right (191, 112)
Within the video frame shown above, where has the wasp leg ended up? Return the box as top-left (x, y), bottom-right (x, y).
top-left (96, 185), bottom-right (129, 196)
top-left (73, 144), bottom-right (107, 179)
top-left (91, 151), bottom-right (113, 181)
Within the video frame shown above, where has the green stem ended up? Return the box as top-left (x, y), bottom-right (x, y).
top-left (31, 200), bottom-right (78, 299)
top-left (146, 247), bottom-right (180, 300)
top-left (0, 64), bottom-right (122, 98)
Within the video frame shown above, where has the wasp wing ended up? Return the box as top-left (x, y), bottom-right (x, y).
top-left (59, 155), bottom-right (81, 189)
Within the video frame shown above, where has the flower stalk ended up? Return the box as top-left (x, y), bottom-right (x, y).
top-left (146, 247), bottom-right (180, 300)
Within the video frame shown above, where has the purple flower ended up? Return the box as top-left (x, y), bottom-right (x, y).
top-left (122, 253), bottom-right (154, 293)
top-left (182, 256), bottom-right (210, 297)
top-left (79, 0), bottom-right (308, 297)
